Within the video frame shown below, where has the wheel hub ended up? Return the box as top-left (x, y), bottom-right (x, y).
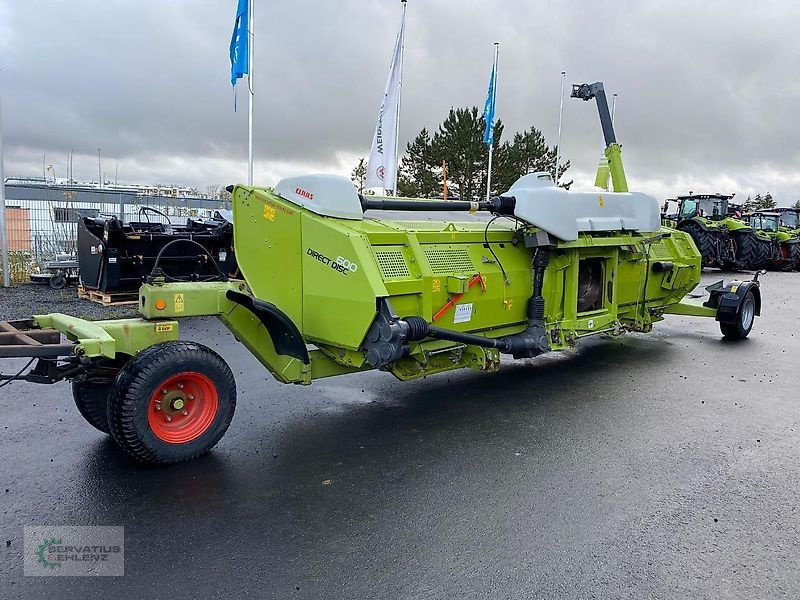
top-left (147, 372), bottom-right (219, 444)
top-left (741, 296), bottom-right (755, 330)
top-left (157, 389), bottom-right (187, 414)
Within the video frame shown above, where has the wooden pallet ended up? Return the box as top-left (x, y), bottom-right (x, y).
top-left (78, 286), bottom-right (139, 307)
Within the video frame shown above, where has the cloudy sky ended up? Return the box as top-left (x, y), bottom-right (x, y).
top-left (1, 0), bottom-right (799, 202)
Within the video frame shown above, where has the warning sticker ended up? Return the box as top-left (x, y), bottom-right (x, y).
top-left (155, 323), bottom-right (175, 333)
top-left (263, 205), bottom-right (276, 221)
top-left (174, 293), bottom-right (185, 313)
top-left (453, 303), bottom-right (473, 324)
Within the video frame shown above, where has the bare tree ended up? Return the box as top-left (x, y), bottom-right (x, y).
top-left (205, 184), bottom-right (222, 199)
top-left (351, 158), bottom-right (367, 193)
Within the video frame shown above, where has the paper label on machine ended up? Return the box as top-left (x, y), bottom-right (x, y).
top-left (454, 303), bottom-right (473, 324)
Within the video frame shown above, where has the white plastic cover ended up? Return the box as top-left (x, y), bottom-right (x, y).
top-left (273, 174), bottom-right (363, 220)
top-left (507, 172), bottom-right (661, 241)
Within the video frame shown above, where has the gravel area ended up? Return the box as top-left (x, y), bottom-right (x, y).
top-left (0, 283), bottom-right (140, 321)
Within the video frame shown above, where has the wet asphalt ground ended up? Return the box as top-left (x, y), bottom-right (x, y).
top-left (1, 271), bottom-right (799, 599)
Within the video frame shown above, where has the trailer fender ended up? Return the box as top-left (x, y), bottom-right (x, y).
top-left (225, 290), bottom-right (310, 364)
top-left (704, 280), bottom-right (761, 325)
top-left (678, 217), bottom-right (712, 232)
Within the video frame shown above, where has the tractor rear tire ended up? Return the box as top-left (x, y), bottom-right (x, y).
top-left (107, 341), bottom-right (236, 464)
top-left (734, 232), bottom-right (770, 270)
top-left (720, 289), bottom-right (756, 340)
top-left (784, 243), bottom-right (800, 271)
top-left (678, 222), bottom-right (715, 266)
top-left (72, 380), bottom-right (112, 434)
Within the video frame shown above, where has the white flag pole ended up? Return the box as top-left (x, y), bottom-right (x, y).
top-left (247, 0), bottom-right (254, 186)
top-left (391, 0), bottom-right (407, 196)
top-left (554, 70), bottom-right (566, 186)
top-left (0, 94), bottom-right (8, 287)
top-left (485, 42), bottom-right (499, 201)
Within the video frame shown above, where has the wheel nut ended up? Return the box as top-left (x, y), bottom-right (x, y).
top-left (181, 410), bottom-right (188, 416)
top-left (187, 394), bottom-right (194, 400)
top-left (177, 383), bottom-right (184, 390)
top-left (165, 415), bottom-right (172, 422)
top-left (162, 389), bottom-right (168, 395)
top-left (155, 403), bottom-right (161, 411)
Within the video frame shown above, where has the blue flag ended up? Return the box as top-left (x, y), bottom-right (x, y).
top-left (230, 0), bottom-right (249, 87)
top-left (482, 61), bottom-right (497, 146)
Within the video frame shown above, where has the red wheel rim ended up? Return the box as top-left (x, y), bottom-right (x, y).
top-left (147, 372), bottom-right (219, 444)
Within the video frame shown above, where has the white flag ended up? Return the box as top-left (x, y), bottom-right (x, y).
top-left (366, 5), bottom-right (405, 193)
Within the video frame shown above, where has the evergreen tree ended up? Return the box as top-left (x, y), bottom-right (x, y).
top-left (750, 193), bottom-right (776, 211)
top-left (494, 126), bottom-right (572, 192)
top-left (428, 107), bottom-right (497, 201)
top-left (395, 107), bottom-right (570, 200)
top-left (760, 193), bottom-right (777, 210)
top-left (397, 129), bottom-right (439, 198)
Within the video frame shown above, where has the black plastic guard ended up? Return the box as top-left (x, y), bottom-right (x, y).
top-left (226, 290), bottom-right (310, 364)
top-left (704, 279), bottom-right (761, 325)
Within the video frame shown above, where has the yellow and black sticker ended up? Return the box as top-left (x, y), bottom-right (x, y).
top-left (598, 195), bottom-right (605, 208)
top-left (730, 285), bottom-right (738, 293)
top-left (263, 199), bottom-right (295, 217)
top-left (432, 278), bottom-right (441, 292)
top-left (155, 323), bottom-right (175, 333)
top-left (174, 293), bottom-right (185, 313)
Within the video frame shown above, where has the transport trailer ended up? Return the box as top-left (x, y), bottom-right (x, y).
top-left (0, 82), bottom-right (764, 464)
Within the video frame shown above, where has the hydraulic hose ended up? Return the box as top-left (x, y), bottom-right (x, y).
top-left (403, 316), bottom-right (505, 350)
top-left (402, 316), bottom-right (539, 355)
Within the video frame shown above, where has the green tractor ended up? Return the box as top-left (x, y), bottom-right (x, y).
top-left (674, 194), bottom-right (770, 270)
top-left (743, 211), bottom-right (800, 271)
top-left (775, 207), bottom-right (800, 236)
top-left (0, 81), bottom-right (766, 464)
top-left (661, 199), bottom-right (679, 228)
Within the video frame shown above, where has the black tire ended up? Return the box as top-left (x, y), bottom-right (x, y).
top-left (734, 232), bottom-right (770, 270)
top-left (794, 243), bottom-right (800, 272)
top-left (49, 274), bottom-right (67, 290)
top-left (72, 379), bottom-right (112, 434)
top-left (678, 222), bottom-right (715, 266)
top-left (781, 242), bottom-right (800, 271)
top-left (720, 289), bottom-right (756, 340)
top-left (107, 341), bottom-right (236, 464)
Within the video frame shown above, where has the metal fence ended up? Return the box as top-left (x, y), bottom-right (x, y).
top-left (2, 183), bottom-right (230, 283)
